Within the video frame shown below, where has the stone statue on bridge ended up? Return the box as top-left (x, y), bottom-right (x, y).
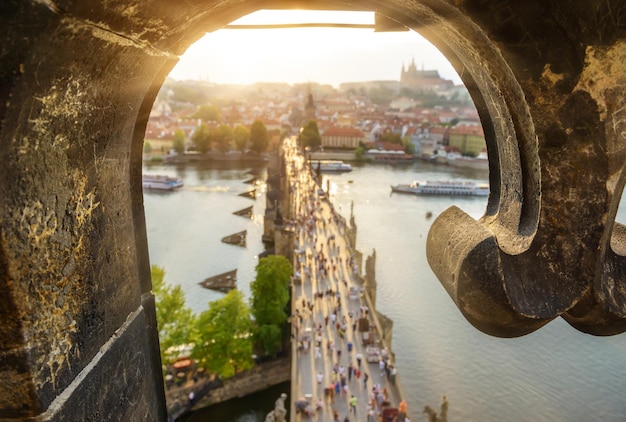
top-left (264, 393), bottom-right (287, 422)
top-left (423, 395), bottom-right (448, 422)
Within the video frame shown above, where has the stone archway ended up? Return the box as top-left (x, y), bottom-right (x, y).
top-left (2, 1), bottom-right (626, 420)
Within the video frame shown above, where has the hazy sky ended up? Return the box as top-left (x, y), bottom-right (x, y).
top-left (169, 10), bottom-right (463, 87)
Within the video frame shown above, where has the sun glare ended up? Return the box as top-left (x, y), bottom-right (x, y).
top-left (169, 10), bottom-right (462, 87)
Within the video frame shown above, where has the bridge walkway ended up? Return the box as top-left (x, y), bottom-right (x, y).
top-left (283, 138), bottom-right (407, 422)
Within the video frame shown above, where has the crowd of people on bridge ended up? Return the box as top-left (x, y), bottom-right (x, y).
top-left (282, 139), bottom-right (410, 422)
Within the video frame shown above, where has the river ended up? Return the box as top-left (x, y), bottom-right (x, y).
top-left (143, 159), bottom-right (626, 422)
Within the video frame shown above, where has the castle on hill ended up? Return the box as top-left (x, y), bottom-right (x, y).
top-left (400, 58), bottom-right (454, 90)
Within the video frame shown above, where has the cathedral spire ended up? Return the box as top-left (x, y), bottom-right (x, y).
top-left (304, 84), bottom-right (316, 122)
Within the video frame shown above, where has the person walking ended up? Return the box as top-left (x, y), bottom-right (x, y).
top-left (376, 390), bottom-right (384, 409)
top-left (398, 399), bottom-right (408, 421)
top-left (349, 394), bottom-right (357, 415)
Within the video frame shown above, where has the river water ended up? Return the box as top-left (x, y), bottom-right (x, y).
top-left (144, 160), bottom-right (626, 422)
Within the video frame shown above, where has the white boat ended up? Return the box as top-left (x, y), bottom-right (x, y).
top-left (391, 180), bottom-right (489, 196)
top-left (142, 174), bottom-right (184, 190)
top-left (309, 160), bottom-right (352, 173)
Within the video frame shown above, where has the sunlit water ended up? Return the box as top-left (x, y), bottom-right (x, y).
top-left (144, 160), bottom-right (626, 422)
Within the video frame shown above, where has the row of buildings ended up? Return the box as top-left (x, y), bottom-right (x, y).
top-left (146, 64), bottom-right (485, 160)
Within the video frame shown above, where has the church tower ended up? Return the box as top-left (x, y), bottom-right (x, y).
top-left (304, 86), bottom-right (316, 122)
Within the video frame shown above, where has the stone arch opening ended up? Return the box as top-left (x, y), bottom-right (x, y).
top-left (0, 2), bottom-right (542, 419)
top-left (4, 1), bottom-right (626, 420)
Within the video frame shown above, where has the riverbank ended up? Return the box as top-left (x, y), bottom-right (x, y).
top-left (190, 357), bottom-right (290, 411)
top-left (179, 382), bottom-right (291, 422)
top-left (168, 358), bottom-right (290, 421)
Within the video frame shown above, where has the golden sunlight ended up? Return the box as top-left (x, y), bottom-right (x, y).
top-left (169, 10), bottom-right (461, 87)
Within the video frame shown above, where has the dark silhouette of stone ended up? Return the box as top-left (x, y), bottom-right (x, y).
top-left (238, 189), bottom-right (256, 200)
top-left (233, 206), bottom-right (254, 219)
top-left (221, 230), bottom-right (247, 247)
top-left (199, 270), bottom-right (237, 293)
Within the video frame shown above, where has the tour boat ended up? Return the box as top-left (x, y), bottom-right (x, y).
top-left (142, 174), bottom-right (184, 190)
top-left (309, 160), bottom-right (352, 173)
top-left (390, 180), bottom-right (489, 196)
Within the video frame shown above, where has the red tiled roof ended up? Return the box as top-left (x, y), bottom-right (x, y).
top-left (378, 142), bottom-right (404, 151)
top-left (405, 126), bottom-right (418, 136)
top-left (429, 126), bottom-right (447, 134)
top-left (449, 125), bottom-right (484, 136)
top-left (261, 118), bottom-right (281, 125)
top-left (322, 127), bottom-right (365, 137)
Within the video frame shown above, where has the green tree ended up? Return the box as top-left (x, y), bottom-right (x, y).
top-left (355, 145), bottom-right (366, 160)
top-left (298, 120), bottom-right (321, 150)
top-left (249, 120), bottom-right (269, 153)
top-left (404, 140), bottom-right (416, 155)
top-left (233, 124), bottom-right (250, 152)
top-left (143, 141), bottom-right (152, 154)
top-left (192, 123), bottom-right (211, 154)
top-left (194, 104), bottom-right (222, 122)
top-left (172, 129), bottom-right (186, 154)
top-left (250, 255), bottom-right (292, 356)
top-left (151, 265), bottom-right (196, 367)
top-left (213, 124), bottom-right (233, 153)
top-left (256, 324), bottom-right (282, 359)
top-left (380, 132), bottom-right (403, 145)
top-left (192, 290), bottom-right (254, 378)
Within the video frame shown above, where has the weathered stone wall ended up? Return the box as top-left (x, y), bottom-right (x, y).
top-left (424, 1), bottom-right (626, 338)
top-left (0, 1), bottom-right (177, 418)
top-left (364, 249), bottom-right (378, 308)
top-left (192, 358), bottom-right (291, 409)
top-left (2, 1), bottom-right (626, 420)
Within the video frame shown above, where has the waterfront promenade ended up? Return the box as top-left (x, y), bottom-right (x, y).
top-left (283, 138), bottom-right (408, 422)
